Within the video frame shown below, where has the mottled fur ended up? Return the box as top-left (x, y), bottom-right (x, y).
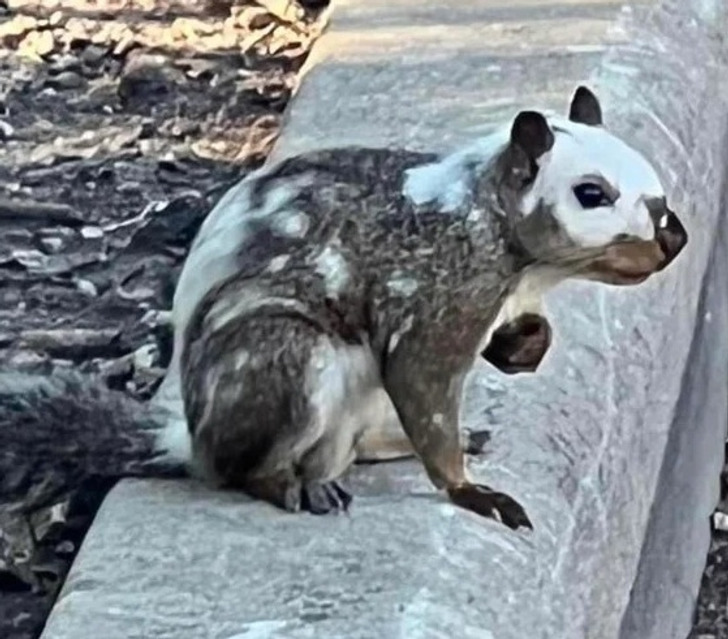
top-left (180, 145), bottom-right (520, 516)
top-left (177, 87), bottom-right (687, 527)
top-left (0, 87), bottom-right (687, 534)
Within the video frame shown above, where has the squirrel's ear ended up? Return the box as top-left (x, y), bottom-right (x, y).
top-left (509, 111), bottom-right (554, 161)
top-left (501, 111), bottom-right (554, 190)
top-left (568, 85), bottom-right (603, 126)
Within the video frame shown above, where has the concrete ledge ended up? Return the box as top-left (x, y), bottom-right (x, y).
top-left (41, 1), bottom-right (728, 638)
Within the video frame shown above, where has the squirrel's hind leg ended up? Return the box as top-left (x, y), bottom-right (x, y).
top-left (183, 314), bottom-right (379, 515)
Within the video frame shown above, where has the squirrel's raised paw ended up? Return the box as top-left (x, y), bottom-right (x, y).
top-left (481, 313), bottom-right (551, 375)
top-left (447, 483), bottom-right (532, 530)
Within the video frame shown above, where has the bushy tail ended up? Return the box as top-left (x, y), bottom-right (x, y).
top-left (0, 369), bottom-right (190, 516)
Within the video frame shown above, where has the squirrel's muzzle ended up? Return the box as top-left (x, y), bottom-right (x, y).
top-left (588, 200), bottom-right (687, 286)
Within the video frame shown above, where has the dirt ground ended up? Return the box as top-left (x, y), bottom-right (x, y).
top-left (0, 1), bottom-right (327, 636)
top-left (691, 450), bottom-right (728, 639)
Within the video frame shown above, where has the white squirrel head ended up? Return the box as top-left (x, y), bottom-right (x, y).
top-left (500, 86), bottom-right (688, 285)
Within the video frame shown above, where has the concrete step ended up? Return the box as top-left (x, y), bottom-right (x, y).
top-left (272, 0), bottom-right (656, 158)
top-left (40, 1), bottom-right (728, 638)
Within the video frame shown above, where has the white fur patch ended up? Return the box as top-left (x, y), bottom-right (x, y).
top-left (155, 413), bottom-right (192, 465)
top-left (403, 127), bottom-right (510, 212)
top-left (403, 111), bottom-right (665, 251)
top-left (192, 365), bottom-right (224, 439)
top-left (313, 245), bottom-right (349, 297)
top-left (155, 170), bottom-right (313, 419)
top-left (521, 115), bottom-right (664, 247)
top-left (171, 172), bottom-right (314, 347)
top-left (205, 288), bottom-right (311, 334)
top-left (306, 338), bottom-right (383, 479)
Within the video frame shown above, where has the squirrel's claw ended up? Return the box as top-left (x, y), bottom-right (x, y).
top-left (447, 483), bottom-right (532, 530)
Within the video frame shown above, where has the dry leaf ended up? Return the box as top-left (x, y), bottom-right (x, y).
top-left (239, 22), bottom-right (276, 53)
top-left (254, 0), bottom-right (303, 24)
top-left (18, 30), bottom-right (56, 59)
top-left (0, 15), bottom-right (38, 40)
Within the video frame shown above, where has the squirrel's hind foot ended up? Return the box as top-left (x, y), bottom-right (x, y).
top-left (300, 480), bottom-right (352, 515)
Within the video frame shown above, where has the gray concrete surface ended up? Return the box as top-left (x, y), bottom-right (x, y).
top-left (272, 0), bottom-right (656, 160)
top-left (41, 1), bottom-right (728, 638)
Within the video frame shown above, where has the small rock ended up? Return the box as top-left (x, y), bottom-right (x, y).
top-left (54, 541), bottom-right (75, 557)
top-left (0, 288), bottom-right (22, 308)
top-left (159, 117), bottom-right (201, 139)
top-left (0, 119), bottom-right (14, 140)
top-left (117, 180), bottom-right (141, 194)
top-left (4, 350), bottom-right (49, 371)
top-left (3, 228), bottom-right (35, 249)
top-left (80, 44), bottom-right (107, 66)
top-left (18, 30), bottom-right (55, 59)
top-left (140, 309), bottom-right (172, 327)
top-left (74, 278), bottom-right (98, 297)
top-left (30, 503), bottom-right (68, 545)
top-left (38, 236), bottom-right (64, 254)
top-left (47, 53), bottom-right (81, 73)
top-left (133, 343), bottom-right (158, 370)
top-left (96, 353), bottom-right (135, 391)
top-left (713, 511), bottom-right (728, 532)
top-left (4, 249), bottom-right (48, 271)
top-left (80, 225), bottom-right (104, 239)
top-left (49, 11), bottom-right (65, 28)
top-left (45, 70), bottom-right (85, 90)
top-left (35, 226), bottom-right (77, 252)
top-left (118, 54), bottom-right (182, 107)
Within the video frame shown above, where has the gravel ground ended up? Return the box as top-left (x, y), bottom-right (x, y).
top-left (0, 1), bottom-right (327, 636)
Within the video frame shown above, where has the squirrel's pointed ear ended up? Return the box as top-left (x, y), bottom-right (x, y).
top-left (568, 85), bottom-right (603, 126)
top-left (509, 111), bottom-right (554, 161)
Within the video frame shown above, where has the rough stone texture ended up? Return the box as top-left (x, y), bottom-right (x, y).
top-left (272, 0), bottom-right (657, 161)
top-left (41, 1), bottom-right (728, 638)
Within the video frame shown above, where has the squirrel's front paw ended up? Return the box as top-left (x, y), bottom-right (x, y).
top-left (481, 312), bottom-right (551, 375)
top-left (447, 483), bottom-right (532, 530)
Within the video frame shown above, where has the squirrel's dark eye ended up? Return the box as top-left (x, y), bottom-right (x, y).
top-left (573, 182), bottom-right (612, 209)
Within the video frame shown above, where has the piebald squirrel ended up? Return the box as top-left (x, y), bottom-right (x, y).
top-left (1, 86), bottom-right (687, 539)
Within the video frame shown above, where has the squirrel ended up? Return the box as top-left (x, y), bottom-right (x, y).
top-left (1, 86), bottom-right (687, 542)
